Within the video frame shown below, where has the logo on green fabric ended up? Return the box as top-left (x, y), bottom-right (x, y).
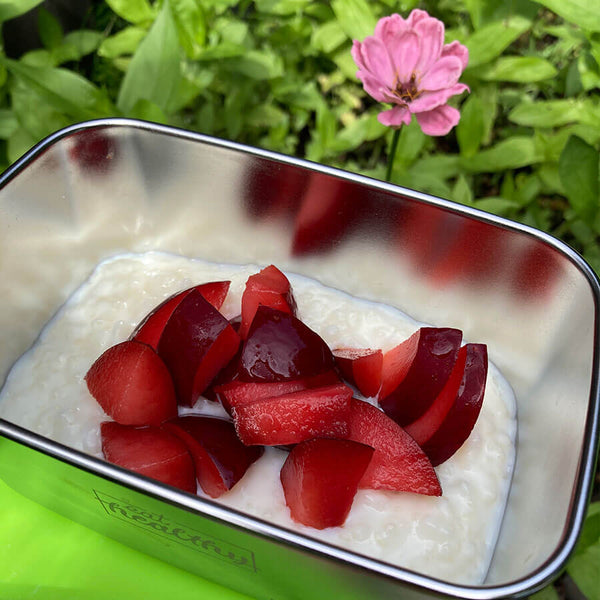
top-left (94, 490), bottom-right (256, 571)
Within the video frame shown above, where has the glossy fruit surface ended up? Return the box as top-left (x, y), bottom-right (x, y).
top-left (131, 281), bottom-right (230, 350)
top-left (101, 422), bottom-right (196, 493)
top-left (239, 265), bottom-right (296, 339)
top-left (163, 415), bottom-right (263, 498)
top-left (421, 344), bottom-right (488, 466)
top-left (280, 438), bottom-right (374, 529)
top-left (379, 327), bottom-right (462, 427)
top-left (85, 340), bottom-right (177, 426)
top-left (347, 399), bottom-right (441, 495)
top-left (239, 306), bottom-right (334, 382)
top-left (333, 348), bottom-right (382, 398)
top-left (214, 371), bottom-right (339, 414)
top-left (157, 289), bottom-right (240, 406)
top-left (232, 383), bottom-right (353, 446)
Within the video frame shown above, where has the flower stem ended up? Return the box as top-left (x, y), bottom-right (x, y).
top-left (385, 129), bottom-right (401, 182)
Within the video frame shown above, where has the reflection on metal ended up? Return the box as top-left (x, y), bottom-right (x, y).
top-left (0, 119), bottom-right (598, 600)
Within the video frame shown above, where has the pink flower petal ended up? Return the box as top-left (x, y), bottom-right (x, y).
top-left (406, 9), bottom-right (431, 28)
top-left (409, 83), bottom-right (469, 113)
top-left (378, 105), bottom-right (412, 128)
top-left (389, 30), bottom-right (420, 83)
top-left (441, 40), bottom-right (469, 70)
top-left (416, 104), bottom-right (461, 136)
top-left (359, 36), bottom-right (396, 88)
top-left (374, 14), bottom-right (409, 41)
top-left (414, 17), bottom-right (444, 75)
top-left (419, 55), bottom-right (464, 91)
top-left (357, 70), bottom-right (396, 103)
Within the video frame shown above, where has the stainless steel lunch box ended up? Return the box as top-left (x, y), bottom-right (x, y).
top-left (0, 119), bottom-right (598, 599)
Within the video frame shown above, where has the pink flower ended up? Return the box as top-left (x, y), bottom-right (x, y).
top-left (352, 10), bottom-right (469, 136)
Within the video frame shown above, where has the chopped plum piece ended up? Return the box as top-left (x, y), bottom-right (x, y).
top-left (333, 348), bottom-right (383, 398)
top-left (214, 371), bottom-right (340, 414)
top-left (420, 344), bottom-right (488, 466)
top-left (280, 438), bottom-right (374, 529)
top-left (232, 383), bottom-right (353, 446)
top-left (348, 399), bottom-right (441, 495)
top-left (163, 416), bottom-right (263, 498)
top-left (131, 281), bottom-right (230, 350)
top-left (157, 289), bottom-right (240, 406)
top-left (101, 422), bottom-right (196, 493)
top-left (85, 340), bottom-right (177, 426)
top-left (239, 265), bottom-right (297, 339)
top-left (378, 327), bottom-right (462, 427)
top-left (239, 306), bottom-right (335, 382)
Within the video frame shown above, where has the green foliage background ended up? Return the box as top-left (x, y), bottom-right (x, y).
top-left (0, 1), bottom-right (598, 598)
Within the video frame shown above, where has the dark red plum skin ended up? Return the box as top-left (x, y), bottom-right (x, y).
top-left (421, 343), bottom-right (488, 466)
top-left (379, 328), bottom-right (462, 427)
top-left (164, 415), bottom-right (263, 496)
top-left (238, 306), bottom-right (335, 382)
top-left (157, 290), bottom-right (239, 406)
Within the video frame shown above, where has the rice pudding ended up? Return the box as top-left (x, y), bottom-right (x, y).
top-left (0, 251), bottom-right (517, 584)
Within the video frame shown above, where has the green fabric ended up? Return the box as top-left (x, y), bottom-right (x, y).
top-left (0, 478), bottom-right (254, 600)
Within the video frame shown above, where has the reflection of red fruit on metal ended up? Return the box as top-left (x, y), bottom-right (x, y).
top-left (68, 130), bottom-right (116, 172)
top-left (395, 203), bottom-right (459, 275)
top-left (428, 219), bottom-right (507, 289)
top-left (243, 162), bottom-right (308, 220)
top-left (512, 241), bottom-right (563, 301)
top-left (291, 175), bottom-right (358, 256)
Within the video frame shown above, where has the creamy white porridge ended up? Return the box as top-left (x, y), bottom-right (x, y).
top-left (0, 251), bottom-right (517, 584)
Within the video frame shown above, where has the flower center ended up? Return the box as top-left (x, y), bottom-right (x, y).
top-left (393, 73), bottom-right (421, 104)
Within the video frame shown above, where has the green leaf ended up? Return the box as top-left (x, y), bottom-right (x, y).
top-left (531, 0), bottom-right (600, 32)
top-left (255, 0), bottom-right (312, 15)
top-left (0, 109), bottom-right (18, 139)
top-left (0, 0), bottom-right (43, 23)
top-left (509, 99), bottom-right (600, 128)
top-left (331, 112), bottom-right (387, 154)
top-left (578, 52), bottom-right (600, 91)
top-left (98, 27), bottom-right (147, 59)
top-left (117, 0), bottom-right (182, 115)
top-left (53, 30), bottom-right (103, 64)
top-left (410, 155), bottom-right (461, 181)
top-left (465, 16), bottom-right (531, 68)
top-left (574, 502), bottom-right (600, 555)
top-left (0, 57), bottom-right (113, 120)
top-left (528, 583), bottom-right (561, 600)
top-left (170, 0), bottom-right (206, 58)
top-left (559, 135), bottom-right (600, 221)
top-left (223, 49), bottom-right (284, 80)
top-left (453, 174), bottom-right (474, 206)
top-left (312, 21), bottom-right (347, 54)
top-left (569, 542), bottom-right (600, 600)
top-left (38, 6), bottom-right (63, 50)
top-left (7, 126), bottom-right (37, 164)
top-left (474, 197), bottom-right (521, 216)
top-left (460, 137), bottom-right (544, 172)
top-left (129, 99), bottom-right (168, 124)
top-left (476, 56), bottom-right (557, 82)
top-left (106, 0), bottom-right (154, 24)
top-left (394, 118), bottom-right (426, 170)
top-left (456, 93), bottom-right (485, 158)
top-left (331, 0), bottom-right (377, 41)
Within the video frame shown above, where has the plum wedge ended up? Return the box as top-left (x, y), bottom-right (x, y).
top-left (238, 265), bottom-right (297, 339)
top-left (333, 348), bottom-right (382, 398)
top-left (163, 415), bottom-right (263, 498)
top-left (85, 340), bottom-right (177, 427)
top-left (280, 438), bottom-right (374, 529)
top-left (232, 383), bottom-right (353, 446)
top-left (419, 344), bottom-right (488, 466)
top-left (347, 399), bottom-right (441, 495)
top-left (378, 327), bottom-right (462, 427)
top-left (157, 289), bottom-right (240, 406)
top-left (239, 306), bottom-right (335, 382)
top-left (131, 281), bottom-right (230, 350)
top-left (101, 422), bottom-right (196, 494)
top-left (214, 371), bottom-right (340, 414)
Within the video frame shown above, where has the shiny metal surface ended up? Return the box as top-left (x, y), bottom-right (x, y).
top-left (0, 119), bottom-right (598, 599)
